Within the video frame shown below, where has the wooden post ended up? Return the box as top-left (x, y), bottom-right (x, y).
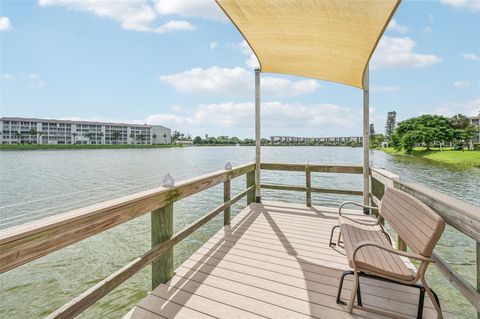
top-left (362, 65), bottom-right (370, 214)
top-left (151, 202), bottom-right (173, 289)
top-left (306, 165), bottom-right (312, 207)
top-left (255, 68), bottom-right (261, 203)
top-left (370, 176), bottom-right (384, 222)
top-left (246, 170), bottom-right (255, 205)
top-left (397, 236), bottom-right (407, 252)
top-left (477, 242), bottom-right (480, 319)
top-left (224, 179), bottom-right (231, 225)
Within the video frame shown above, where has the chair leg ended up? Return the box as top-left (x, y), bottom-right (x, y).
top-left (336, 270), bottom-right (352, 304)
top-left (420, 276), bottom-right (443, 319)
top-left (417, 286), bottom-right (425, 319)
top-left (329, 225), bottom-right (339, 247)
top-left (356, 275), bottom-right (362, 306)
top-left (348, 271), bottom-right (359, 313)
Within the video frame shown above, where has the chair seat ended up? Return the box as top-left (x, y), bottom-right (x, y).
top-left (340, 219), bottom-right (415, 282)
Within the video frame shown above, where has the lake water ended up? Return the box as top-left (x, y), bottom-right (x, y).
top-left (0, 146), bottom-right (479, 318)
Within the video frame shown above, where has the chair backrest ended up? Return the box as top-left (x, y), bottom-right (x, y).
top-left (380, 187), bottom-right (445, 257)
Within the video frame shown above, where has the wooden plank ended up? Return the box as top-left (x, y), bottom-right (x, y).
top-left (0, 162), bottom-right (255, 273)
top-left (261, 183), bottom-right (362, 196)
top-left (362, 67), bottom-right (369, 209)
top-left (46, 189), bottom-right (251, 318)
top-left (260, 183), bottom-right (305, 192)
top-left (306, 166), bottom-right (312, 207)
top-left (246, 170), bottom-right (255, 205)
top-left (223, 179), bottom-right (231, 225)
top-left (151, 202), bottom-right (174, 289)
top-left (255, 69), bottom-right (261, 201)
top-left (432, 252), bottom-right (480, 313)
top-left (261, 162), bottom-right (363, 174)
top-left (311, 187), bottom-right (363, 196)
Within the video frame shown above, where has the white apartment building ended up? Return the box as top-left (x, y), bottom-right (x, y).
top-left (271, 136), bottom-right (363, 145)
top-left (0, 117), bottom-right (171, 145)
top-left (469, 116), bottom-right (479, 144)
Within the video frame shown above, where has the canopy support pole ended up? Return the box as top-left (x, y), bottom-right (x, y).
top-left (362, 66), bottom-right (370, 214)
top-left (255, 68), bottom-right (261, 203)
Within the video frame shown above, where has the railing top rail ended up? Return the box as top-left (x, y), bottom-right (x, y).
top-left (370, 167), bottom-right (480, 243)
top-left (261, 162), bottom-right (363, 174)
top-left (0, 162), bottom-right (255, 273)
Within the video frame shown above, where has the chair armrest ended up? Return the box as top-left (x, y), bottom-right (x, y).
top-left (338, 201), bottom-right (378, 217)
top-left (352, 240), bottom-right (434, 263)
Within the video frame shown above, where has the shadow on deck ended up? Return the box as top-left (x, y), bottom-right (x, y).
top-left (125, 201), bottom-right (451, 318)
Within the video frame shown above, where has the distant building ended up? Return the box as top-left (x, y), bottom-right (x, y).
top-left (469, 115), bottom-right (479, 144)
top-left (270, 136), bottom-right (363, 145)
top-left (0, 117), bottom-right (171, 145)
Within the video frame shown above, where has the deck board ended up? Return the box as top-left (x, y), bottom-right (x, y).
top-left (126, 201), bottom-right (452, 319)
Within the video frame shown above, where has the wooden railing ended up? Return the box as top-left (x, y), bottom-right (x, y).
top-left (370, 167), bottom-right (480, 316)
top-left (1, 162), bottom-right (479, 318)
top-left (260, 162), bottom-right (363, 207)
top-left (0, 162), bottom-right (256, 318)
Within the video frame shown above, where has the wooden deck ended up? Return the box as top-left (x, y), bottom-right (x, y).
top-left (126, 201), bottom-right (452, 319)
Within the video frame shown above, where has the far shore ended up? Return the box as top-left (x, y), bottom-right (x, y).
top-left (380, 147), bottom-right (480, 168)
top-left (0, 144), bottom-right (183, 150)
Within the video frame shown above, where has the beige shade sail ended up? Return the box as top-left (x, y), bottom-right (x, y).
top-left (216, 0), bottom-right (400, 89)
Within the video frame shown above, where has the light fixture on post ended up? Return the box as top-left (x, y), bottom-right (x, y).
top-left (224, 162), bottom-right (233, 170)
top-left (163, 173), bottom-right (175, 187)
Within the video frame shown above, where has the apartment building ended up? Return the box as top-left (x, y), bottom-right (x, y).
top-left (0, 117), bottom-right (171, 145)
top-left (469, 115), bottom-right (479, 144)
top-left (270, 136), bottom-right (363, 145)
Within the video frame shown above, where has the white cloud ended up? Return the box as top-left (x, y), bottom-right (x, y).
top-left (27, 74), bottom-right (46, 88)
top-left (461, 53), bottom-right (479, 61)
top-left (210, 41), bottom-right (218, 51)
top-left (436, 97), bottom-right (480, 116)
top-left (371, 36), bottom-right (442, 69)
top-left (441, 0), bottom-right (480, 12)
top-left (453, 80), bottom-right (471, 88)
top-left (38, 0), bottom-right (195, 34)
top-left (155, 0), bottom-right (226, 21)
top-left (1, 74), bottom-right (15, 80)
top-left (159, 66), bottom-right (320, 97)
top-left (387, 20), bottom-right (409, 34)
top-left (371, 85), bottom-right (400, 93)
top-left (422, 26), bottom-right (433, 34)
top-left (228, 41), bottom-right (259, 69)
top-left (144, 101), bottom-right (363, 136)
top-left (0, 16), bottom-right (12, 31)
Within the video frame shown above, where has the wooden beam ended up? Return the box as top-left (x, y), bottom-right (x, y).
top-left (224, 179), bottom-right (231, 225)
top-left (255, 68), bottom-right (261, 202)
top-left (306, 165), bottom-right (312, 207)
top-left (477, 242), bottom-right (480, 319)
top-left (0, 162), bottom-right (255, 274)
top-left (246, 170), bottom-right (255, 205)
top-left (151, 202), bottom-right (173, 289)
top-left (260, 184), bottom-right (362, 196)
top-left (432, 253), bottom-right (480, 313)
top-left (261, 163), bottom-right (362, 174)
top-left (362, 65), bottom-right (369, 210)
top-left (46, 188), bottom-right (251, 319)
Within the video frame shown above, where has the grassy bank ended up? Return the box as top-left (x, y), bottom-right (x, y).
top-left (381, 147), bottom-right (480, 168)
top-left (0, 144), bottom-right (182, 150)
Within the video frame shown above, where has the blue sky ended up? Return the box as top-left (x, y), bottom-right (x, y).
top-left (1, 0), bottom-right (479, 138)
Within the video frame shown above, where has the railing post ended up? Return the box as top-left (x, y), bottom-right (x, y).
top-left (306, 165), bottom-right (312, 207)
top-left (370, 174), bottom-right (384, 223)
top-left (246, 170), bottom-right (255, 205)
top-left (224, 179), bottom-right (231, 225)
top-left (151, 202), bottom-right (174, 289)
top-left (477, 242), bottom-right (480, 319)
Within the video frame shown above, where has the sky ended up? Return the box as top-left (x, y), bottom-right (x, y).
top-left (0, 0), bottom-right (479, 138)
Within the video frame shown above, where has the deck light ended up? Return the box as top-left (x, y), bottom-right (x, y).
top-left (163, 173), bottom-right (175, 187)
top-left (224, 162), bottom-right (233, 170)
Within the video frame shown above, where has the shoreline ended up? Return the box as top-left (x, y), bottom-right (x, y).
top-left (0, 144), bottom-right (183, 150)
top-left (379, 147), bottom-right (480, 168)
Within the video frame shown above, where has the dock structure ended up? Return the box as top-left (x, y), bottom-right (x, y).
top-left (125, 201), bottom-right (451, 319)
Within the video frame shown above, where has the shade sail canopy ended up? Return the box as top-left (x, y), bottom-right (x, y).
top-left (216, 0), bottom-right (400, 89)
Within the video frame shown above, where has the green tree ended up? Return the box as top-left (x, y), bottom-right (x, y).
top-left (193, 136), bottom-right (203, 144)
top-left (28, 128), bottom-right (38, 144)
top-left (113, 131), bottom-right (121, 144)
top-left (152, 134), bottom-right (157, 144)
top-left (71, 132), bottom-right (78, 144)
top-left (163, 133), bottom-right (167, 144)
top-left (129, 132), bottom-right (135, 144)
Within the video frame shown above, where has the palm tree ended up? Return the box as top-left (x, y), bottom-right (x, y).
top-left (71, 132), bottom-right (78, 144)
top-left (98, 132), bottom-right (104, 144)
top-left (129, 132), bottom-right (136, 144)
top-left (28, 128), bottom-right (38, 144)
top-left (14, 131), bottom-right (21, 144)
top-left (113, 130), bottom-right (121, 144)
top-left (163, 133), bottom-right (167, 144)
top-left (152, 134), bottom-right (157, 144)
top-left (37, 131), bottom-right (44, 144)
